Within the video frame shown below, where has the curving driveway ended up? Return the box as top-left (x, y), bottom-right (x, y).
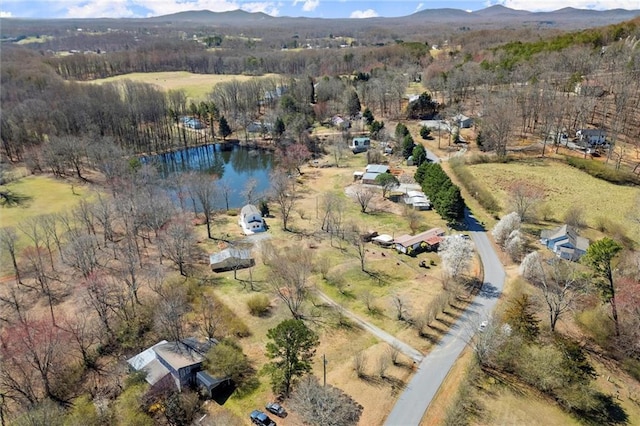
top-left (384, 209), bottom-right (506, 426)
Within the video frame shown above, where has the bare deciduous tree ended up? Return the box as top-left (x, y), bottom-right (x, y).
top-left (289, 375), bottom-right (362, 426)
top-left (264, 244), bottom-right (314, 319)
top-left (160, 219), bottom-right (196, 277)
top-left (64, 232), bottom-right (102, 279)
top-left (348, 224), bottom-right (367, 272)
top-left (0, 227), bottom-right (22, 284)
top-left (353, 350), bottom-right (367, 378)
top-left (520, 252), bottom-right (583, 332)
top-left (508, 180), bottom-right (545, 222)
top-left (187, 173), bottom-right (218, 239)
top-left (154, 285), bottom-right (189, 343)
top-left (271, 170), bottom-right (297, 232)
top-left (391, 293), bottom-right (409, 321)
top-left (352, 185), bottom-right (375, 213)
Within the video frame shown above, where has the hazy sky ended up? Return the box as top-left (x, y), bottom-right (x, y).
top-left (1, 0), bottom-right (638, 20)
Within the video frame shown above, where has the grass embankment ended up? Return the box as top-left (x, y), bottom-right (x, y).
top-left (86, 71), bottom-right (281, 101)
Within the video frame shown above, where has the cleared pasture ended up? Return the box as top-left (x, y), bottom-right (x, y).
top-left (87, 71), bottom-right (282, 100)
top-left (466, 160), bottom-right (640, 240)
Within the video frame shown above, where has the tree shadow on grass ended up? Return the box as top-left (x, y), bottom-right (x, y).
top-left (575, 392), bottom-right (628, 426)
top-left (358, 374), bottom-right (406, 392)
top-left (363, 269), bottom-right (392, 286)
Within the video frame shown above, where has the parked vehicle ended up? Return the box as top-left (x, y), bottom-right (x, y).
top-left (265, 402), bottom-right (287, 417)
top-left (250, 410), bottom-right (276, 426)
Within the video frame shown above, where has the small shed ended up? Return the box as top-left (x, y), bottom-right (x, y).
top-left (210, 248), bottom-right (254, 272)
top-left (372, 234), bottom-right (394, 247)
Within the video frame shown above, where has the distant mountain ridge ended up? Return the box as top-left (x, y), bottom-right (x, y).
top-left (150, 5), bottom-right (639, 21)
top-left (142, 6), bottom-right (640, 29)
top-left (2, 5), bottom-right (639, 33)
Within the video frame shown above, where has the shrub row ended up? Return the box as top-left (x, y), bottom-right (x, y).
top-left (566, 156), bottom-right (640, 186)
top-left (449, 158), bottom-right (500, 215)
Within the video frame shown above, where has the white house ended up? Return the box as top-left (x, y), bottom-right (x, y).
top-left (239, 204), bottom-right (265, 234)
top-left (576, 129), bottom-right (606, 146)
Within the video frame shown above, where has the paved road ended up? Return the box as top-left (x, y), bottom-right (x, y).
top-left (316, 290), bottom-right (424, 363)
top-left (384, 209), bottom-right (506, 426)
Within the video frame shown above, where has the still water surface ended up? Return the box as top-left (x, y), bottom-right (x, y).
top-left (143, 143), bottom-right (273, 209)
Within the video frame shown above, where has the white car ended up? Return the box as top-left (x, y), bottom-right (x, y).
top-left (478, 321), bottom-right (488, 332)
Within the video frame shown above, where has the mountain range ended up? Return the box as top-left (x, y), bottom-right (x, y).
top-left (144, 5), bottom-right (640, 28)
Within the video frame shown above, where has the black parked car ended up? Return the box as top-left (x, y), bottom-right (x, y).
top-left (250, 410), bottom-right (276, 426)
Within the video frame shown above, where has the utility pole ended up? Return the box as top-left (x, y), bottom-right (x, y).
top-left (323, 354), bottom-right (327, 386)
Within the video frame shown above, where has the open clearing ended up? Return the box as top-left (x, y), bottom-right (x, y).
top-left (465, 159), bottom-right (640, 240)
top-left (86, 71), bottom-right (281, 101)
top-left (186, 147), bottom-right (466, 425)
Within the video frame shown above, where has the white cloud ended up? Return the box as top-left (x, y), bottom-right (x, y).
top-left (350, 8), bottom-right (378, 18)
top-left (293, 0), bottom-right (320, 12)
top-left (134, 0), bottom-right (240, 17)
top-left (67, 0), bottom-right (135, 18)
top-left (242, 2), bottom-right (280, 15)
top-left (0, 10), bottom-right (12, 17)
top-left (485, 0), bottom-right (640, 11)
top-left (415, 2), bottom-right (424, 11)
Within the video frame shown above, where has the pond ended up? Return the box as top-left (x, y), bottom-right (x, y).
top-left (143, 143), bottom-right (274, 209)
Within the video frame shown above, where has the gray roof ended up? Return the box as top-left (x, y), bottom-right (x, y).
top-left (362, 172), bottom-right (381, 182)
top-left (209, 248), bottom-right (252, 265)
top-left (541, 224), bottom-right (590, 252)
top-left (366, 164), bottom-right (389, 174)
top-left (241, 204), bottom-right (261, 217)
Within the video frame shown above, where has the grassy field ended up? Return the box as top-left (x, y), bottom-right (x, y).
top-left (0, 175), bottom-right (91, 229)
top-left (86, 71), bottom-right (281, 101)
top-left (0, 175), bottom-right (93, 271)
top-left (465, 159), bottom-right (640, 241)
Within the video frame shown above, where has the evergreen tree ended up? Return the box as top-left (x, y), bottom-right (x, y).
top-left (369, 120), bottom-right (384, 138)
top-left (218, 116), bottom-right (232, 140)
top-left (274, 117), bottom-right (286, 140)
top-left (476, 130), bottom-right (487, 151)
top-left (362, 108), bottom-right (374, 126)
top-left (420, 126), bottom-right (431, 140)
top-left (412, 144), bottom-right (427, 166)
top-left (265, 319), bottom-right (319, 396)
top-left (395, 123), bottom-right (409, 140)
top-left (346, 90), bottom-right (361, 117)
top-left (402, 134), bottom-right (415, 159)
top-left (503, 294), bottom-right (540, 341)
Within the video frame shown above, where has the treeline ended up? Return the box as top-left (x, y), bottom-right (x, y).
top-left (482, 18), bottom-right (640, 71)
top-left (1, 42), bottom-right (434, 163)
top-left (415, 162), bottom-right (465, 223)
top-left (43, 40), bottom-right (431, 81)
top-left (450, 294), bottom-right (629, 425)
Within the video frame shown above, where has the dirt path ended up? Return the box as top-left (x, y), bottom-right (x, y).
top-left (315, 290), bottom-right (424, 363)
